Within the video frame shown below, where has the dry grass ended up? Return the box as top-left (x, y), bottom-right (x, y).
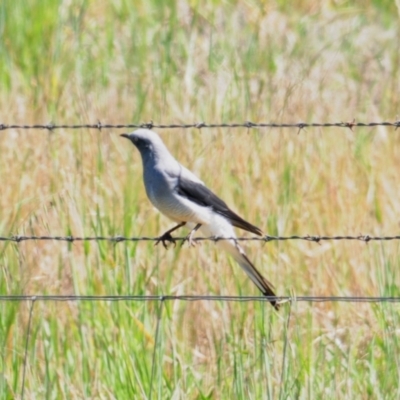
top-left (1, 0), bottom-right (400, 398)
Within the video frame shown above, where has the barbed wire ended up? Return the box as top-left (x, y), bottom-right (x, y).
top-left (1, 234), bottom-right (400, 243)
top-left (1, 295), bottom-right (400, 303)
top-left (0, 120), bottom-right (400, 132)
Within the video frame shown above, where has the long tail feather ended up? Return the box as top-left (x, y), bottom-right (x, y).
top-left (233, 242), bottom-right (279, 310)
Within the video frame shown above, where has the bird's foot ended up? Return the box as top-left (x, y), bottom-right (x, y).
top-left (182, 223), bottom-right (201, 248)
top-left (155, 232), bottom-right (176, 249)
top-left (182, 231), bottom-right (197, 248)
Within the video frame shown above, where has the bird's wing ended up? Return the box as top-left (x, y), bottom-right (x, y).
top-left (174, 173), bottom-right (262, 236)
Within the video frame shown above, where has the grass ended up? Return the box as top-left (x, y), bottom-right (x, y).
top-left (1, 0), bottom-right (400, 398)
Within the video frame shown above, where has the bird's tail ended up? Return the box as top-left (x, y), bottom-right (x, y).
top-left (198, 218), bottom-right (279, 310)
top-left (219, 239), bottom-right (279, 310)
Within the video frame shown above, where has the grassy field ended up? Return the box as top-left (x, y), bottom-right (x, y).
top-left (1, 0), bottom-right (400, 398)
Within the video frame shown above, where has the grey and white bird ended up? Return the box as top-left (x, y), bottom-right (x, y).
top-left (121, 129), bottom-right (279, 310)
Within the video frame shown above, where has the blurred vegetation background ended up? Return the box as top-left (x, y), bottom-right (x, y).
top-left (0, 0), bottom-right (400, 398)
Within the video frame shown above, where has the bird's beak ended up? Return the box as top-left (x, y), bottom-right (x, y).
top-left (120, 133), bottom-right (130, 139)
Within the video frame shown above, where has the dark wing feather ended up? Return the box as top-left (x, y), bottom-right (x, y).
top-left (176, 176), bottom-right (262, 236)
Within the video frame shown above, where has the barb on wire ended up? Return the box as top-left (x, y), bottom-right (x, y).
top-left (1, 234), bottom-right (400, 243)
top-left (0, 295), bottom-right (399, 303)
top-left (0, 120), bottom-right (400, 131)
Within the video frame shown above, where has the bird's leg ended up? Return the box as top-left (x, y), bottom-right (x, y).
top-left (155, 222), bottom-right (186, 249)
top-left (183, 223), bottom-right (202, 247)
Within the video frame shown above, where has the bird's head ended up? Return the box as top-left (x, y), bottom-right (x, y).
top-left (120, 129), bottom-right (170, 162)
top-left (121, 129), bottom-right (164, 152)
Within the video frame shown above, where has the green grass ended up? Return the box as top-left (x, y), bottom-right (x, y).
top-left (1, 0), bottom-right (400, 398)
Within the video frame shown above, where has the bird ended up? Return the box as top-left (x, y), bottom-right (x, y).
top-left (120, 129), bottom-right (279, 310)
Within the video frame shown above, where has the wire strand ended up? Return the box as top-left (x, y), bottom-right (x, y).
top-left (1, 295), bottom-right (399, 303)
top-left (0, 120), bottom-right (400, 131)
top-left (1, 234), bottom-right (400, 243)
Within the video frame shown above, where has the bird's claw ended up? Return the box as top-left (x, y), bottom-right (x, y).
top-left (155, 232), bottom-right (176, 249)
top-left (182, 232), bottom-right (197, 248)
